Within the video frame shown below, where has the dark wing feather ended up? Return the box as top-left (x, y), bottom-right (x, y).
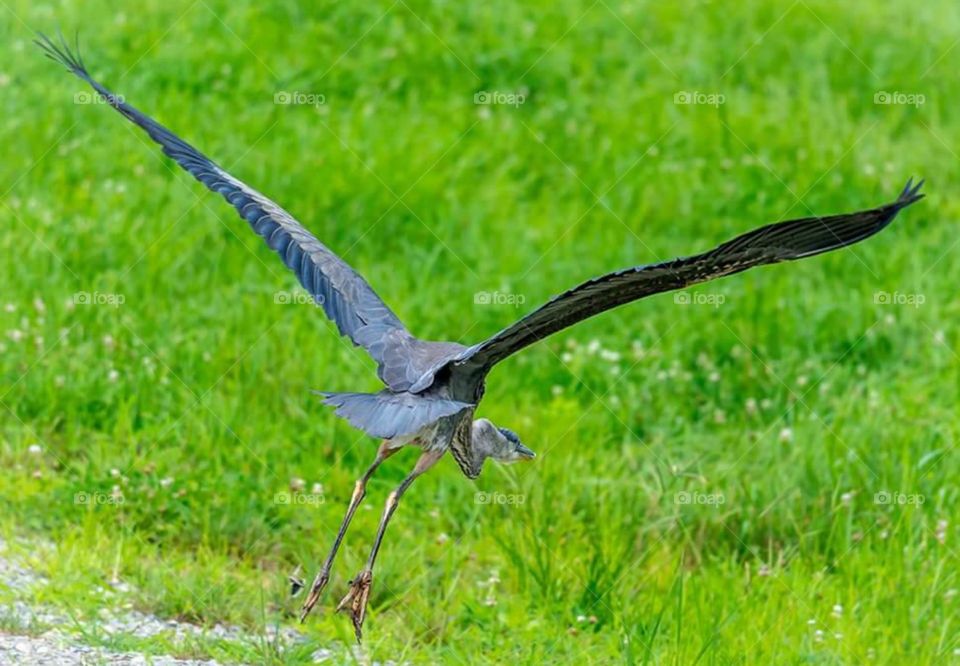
top-left (450, 180), bottom-right (924, 381)
top-left (36, 34), bottom-right (419, 389)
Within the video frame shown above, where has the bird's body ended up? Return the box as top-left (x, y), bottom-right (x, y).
top-left (37, 33), bottom-right (925, 642)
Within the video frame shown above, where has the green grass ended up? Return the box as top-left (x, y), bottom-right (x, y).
top-left (1, 0), bottom-right (959, 662)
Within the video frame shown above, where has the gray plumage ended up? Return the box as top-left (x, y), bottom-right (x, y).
top-left (39, 33), bottom-right (926, 638)
top-left (37, 34), bottom-right (925, 479)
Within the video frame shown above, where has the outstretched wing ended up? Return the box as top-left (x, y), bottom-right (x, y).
top-left (37, 34), bottom-right (420, 390)
top-left (450, 180), bottom-right (924, 382)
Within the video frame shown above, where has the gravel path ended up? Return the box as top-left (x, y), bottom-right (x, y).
top-left (0, 538), bottom-right (335, 665)
top-left (0, 633), bottom-right (221, 665)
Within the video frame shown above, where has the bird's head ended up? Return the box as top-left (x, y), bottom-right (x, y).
top-left (471, 418), bottom-right (536, 464)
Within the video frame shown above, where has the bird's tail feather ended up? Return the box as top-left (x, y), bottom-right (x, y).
top-left (316, 390), bottom-right (472, 441)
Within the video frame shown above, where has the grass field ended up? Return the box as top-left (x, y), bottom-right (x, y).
top-left (1, 0), bottom-right (958, 663)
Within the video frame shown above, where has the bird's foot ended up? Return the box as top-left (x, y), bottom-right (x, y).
top-left (298, 571), bottom-right (329, 622)
top-left (336, 570), bottom-right (372, 642)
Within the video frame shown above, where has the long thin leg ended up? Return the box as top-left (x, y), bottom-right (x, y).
top-left (337, 448), bottom-right (445, 641)
top-left (299, 441), bottom-right (398, 622)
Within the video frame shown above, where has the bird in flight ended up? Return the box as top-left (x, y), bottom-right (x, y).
top-left (38, 34), bottom-right (924, 641)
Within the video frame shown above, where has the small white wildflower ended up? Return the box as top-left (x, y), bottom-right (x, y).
top-left (311, 482), bottom-right (323, 495)
top-left (159, 477), bottom-right (174, 488)
top-left (4, 303), bottom-right (14, 313)
top-left (599, 349), bottom-right (621, 362)
top-left (796, 375), bottom-right (808, 387)
top-left (290, 477), bottom-right (306, 491)
top-left (436, 532), bottom-right (449, 545)
top-left (831, 604), bottom-right (843, 618)
top-left (807, 618), bottom-right (816, 625)
top-left (110, 468), bottom-right (120, 478)
top-left (713, 410), bottom-right (726, 424)
top-left (28, 444), bottom-right (42, 455)
top-left (779, 427), bottom-right (793, 443)
top-left (708, 371), bottom-right (720, 383)
top-left (757, 563), bottom-right (770, 577)
top-left (102, 335), bottom-right (115, 349)
top-left (944, 588), bottom-right (957, 600)
top-left (586, 339), bottom-right (601, 355)
top-left (760, 398), bottom-right (773, 410)
top-left (8, 329), bottom-right (23, 342)
top-left (551, 385), bottom-right (563, 396)
top-left (840, 492), bottom-right (853, 506)
top-left (107, 369), bottom-right (119, 383)
top-left (561, 352), bottom-right (573, 364)
top-left (33, 298), bottom-right (46, 313)
top-left (576, 614), bottom-right (587, 623)
top-left (834, 632), bottom-right (842, 640)
top-left (745, 398), bottom-right (757, 415)
top-left (814, 629), bottom-right (824, 642)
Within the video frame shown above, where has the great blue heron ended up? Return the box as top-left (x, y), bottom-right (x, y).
top-left (38, 35), bottom-right (924, 640)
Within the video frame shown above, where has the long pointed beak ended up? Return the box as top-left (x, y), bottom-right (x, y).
top-left (516, 444), bottom-right (536, 460)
